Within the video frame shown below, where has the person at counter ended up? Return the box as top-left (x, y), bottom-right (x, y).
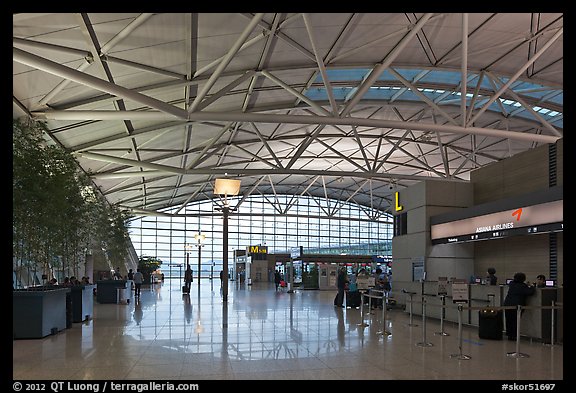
top-left (486, 267), bottom-right (497, 285)
top-left (503, 272), bottom-right (535, 341)
top-left (535, 274), bottom-right (546, 288)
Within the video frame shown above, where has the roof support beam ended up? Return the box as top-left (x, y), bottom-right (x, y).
top-left (15, 47), bottom-right (188, 119)
top-left (235, 176), bottom-right (266, 210)
top-left (303, 13), bottom-right (339, 115)
top-left (245, 13), bottom-right (316, 61)
top-left (187, 13), bottom-right (264, 113)
top-left (339, 13), bottom-right (434, 117)
top-left (249, 122), bottom-right (284, 168)
top-left (185, 122), bottom-right (235, 170)
top-left (284, 176), bottom-right (320, 213)
top-left (315, 139), bottom-right (368, 172)
top-left (461, 13), bottom-right (468, 127)
top-left (467, 27), bottom-right (563, 126)
top-left (77, 151), bottom-right (467, 183)
top-left (195, 70), bottom-right (256, 111)
top-left (33, 109), bottom-right (561, 144)
top-left (36, 13), bottom-right (154, 108)
top-left (260, 70), bottom-right (331, 115)
top-left (485, 71), bottom-right (562, 137)
top-left (388, 67), bottom-right (459, 126)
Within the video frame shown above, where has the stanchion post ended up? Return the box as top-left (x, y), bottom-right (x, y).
top-left (550, 301), bottom-right (556, 346)
top-left (377, 291), bottom-right (391, 336)
top-left (450, 304), bottom-right (471, 360)
top-left (416, 296), bottom-right (433, 347)
top-left (367, 290), bottom-right (374, 315)
top-left (507, 305), bottom-right (530, 358)
top-left (357, 292), bottom-right (369, 327)
top-left (405, 291), bottom-right (418, 327)
top-left (435, 295), bottom-right (449, 336)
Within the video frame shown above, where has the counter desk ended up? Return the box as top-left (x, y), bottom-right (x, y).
top-left (507, 286), bottom-right (558, 343)
top-left (13, 287), bottom-right (71, 339)
top-left (96, 280), bottom-right (133, 304)
top-left (70, 284), bottom-right (95, 322)
top-left (395, 281), bottom-right (560, 341)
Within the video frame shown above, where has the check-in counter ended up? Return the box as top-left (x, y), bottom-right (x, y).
top-left (397, 281), bottom-right (559, 342)
top-left (398, 281), bottom-right (466, 324)
top-left (502, 286), bottom-right (558, 343)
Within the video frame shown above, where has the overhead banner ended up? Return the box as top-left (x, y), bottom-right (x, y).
top-left (431, 199), bottom-right (562, 245)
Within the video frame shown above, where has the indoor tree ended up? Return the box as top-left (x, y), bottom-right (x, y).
top-left (13, 118), bottom-right (131, 287)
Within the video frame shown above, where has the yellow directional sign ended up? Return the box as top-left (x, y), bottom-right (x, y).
top-left (395, 191), bottom-right (404, 212)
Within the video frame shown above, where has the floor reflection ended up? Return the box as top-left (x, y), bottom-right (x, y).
top-left (13, 279), bottom-right (564, 381)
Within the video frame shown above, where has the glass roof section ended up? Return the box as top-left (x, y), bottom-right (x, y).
top-left (308, 68), bottom-right (563, 128)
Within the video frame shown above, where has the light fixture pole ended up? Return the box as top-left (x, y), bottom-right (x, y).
top-left (185, 243), bottom-right (193, 288)
top-left (194, 232), bottom-right (206, 284)
top-left (222, 204), bottom-right (230, 300)
top-left (214, 178), bottom-right (241, 303)
top-left (185, 244), bottom-right (193, 271)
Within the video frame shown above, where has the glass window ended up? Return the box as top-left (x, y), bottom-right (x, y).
top-left (128, 194), bottom-right (392, 273)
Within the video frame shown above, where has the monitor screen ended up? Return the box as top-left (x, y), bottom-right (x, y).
top-left (506, 278), bottom-right (513, 284)
top-left (545, 280), bottom-right (555, 287)
top-left (474, 278), bottom-right (482, 284)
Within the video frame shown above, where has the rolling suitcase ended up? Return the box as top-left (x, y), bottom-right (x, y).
top-left (346, 290), bottom-right (361, 309)
top-left (478, 294), bottom-right (502, 340)
top-left (182, 285), bottom-right (190, 294)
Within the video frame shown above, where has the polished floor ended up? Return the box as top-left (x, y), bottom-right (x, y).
top-left (13, 279), bottom-right (563, 381)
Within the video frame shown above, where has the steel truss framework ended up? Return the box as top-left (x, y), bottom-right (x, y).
top-left (13, 13), bottom-right (563, 216)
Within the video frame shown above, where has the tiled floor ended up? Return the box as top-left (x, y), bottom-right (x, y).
top-left (13, 280), bottom-right (563, 381)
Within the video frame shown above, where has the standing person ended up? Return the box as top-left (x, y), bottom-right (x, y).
top-left (113, 267), bottom-right (122, 280)
top-left (333, 267), bottom-right (348, 308)
top-left (184, 265), bottom-right (193, 292)
top-left (372, 267), bottom-right (389, 309)
top-left (535, 274), bottom-right (547, 288)
top-left (503, 272), bottom-right (535, 341)
top-left (274, 270), bottom-right (282, 291)
top-left (486, 267), bottom-right (498, 285)
top-left (133, 268), bottom-right (144, 298)
top-left (219, 270), bottom-right (225, 286)
top-left (127, 269), bottom-right (134, 280)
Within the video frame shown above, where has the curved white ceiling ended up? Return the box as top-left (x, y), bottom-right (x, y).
top-left (13, 13), bottom-right (563, 215)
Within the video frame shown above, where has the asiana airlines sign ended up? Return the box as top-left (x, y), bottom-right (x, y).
top-left (430, 199), bottom-right (563, 244)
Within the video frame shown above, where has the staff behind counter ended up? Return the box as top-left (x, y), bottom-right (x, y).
top-left (470, 274), bottom-right (555, 287)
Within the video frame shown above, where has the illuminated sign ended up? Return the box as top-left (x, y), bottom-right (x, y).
top-left (431, 199), bottom-right (563, 245)
top-left (290, 246), bottom-right (303, 259)
top-left (249, 246), bottom-right (268, 254)
top-left (395, 191), bottom-right (403, 212)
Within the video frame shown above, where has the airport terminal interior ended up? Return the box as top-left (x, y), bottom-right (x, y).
top-left (12, 279), bottom-right (563, 380)
top-left (13, 13), bottom-right (563, 382)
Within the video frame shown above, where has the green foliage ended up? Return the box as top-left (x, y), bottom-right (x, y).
top-left (138, 256), bottom-right (163, 283)
top-left (13, 118), bottom-right (132, 282)
top-left (302, 264), bottom-right (319, 289)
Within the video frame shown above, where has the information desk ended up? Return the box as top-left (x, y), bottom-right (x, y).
top-left (96, 280), bottom-right (133, 304)
top-left (13, 287), bottom-right (70, 339)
